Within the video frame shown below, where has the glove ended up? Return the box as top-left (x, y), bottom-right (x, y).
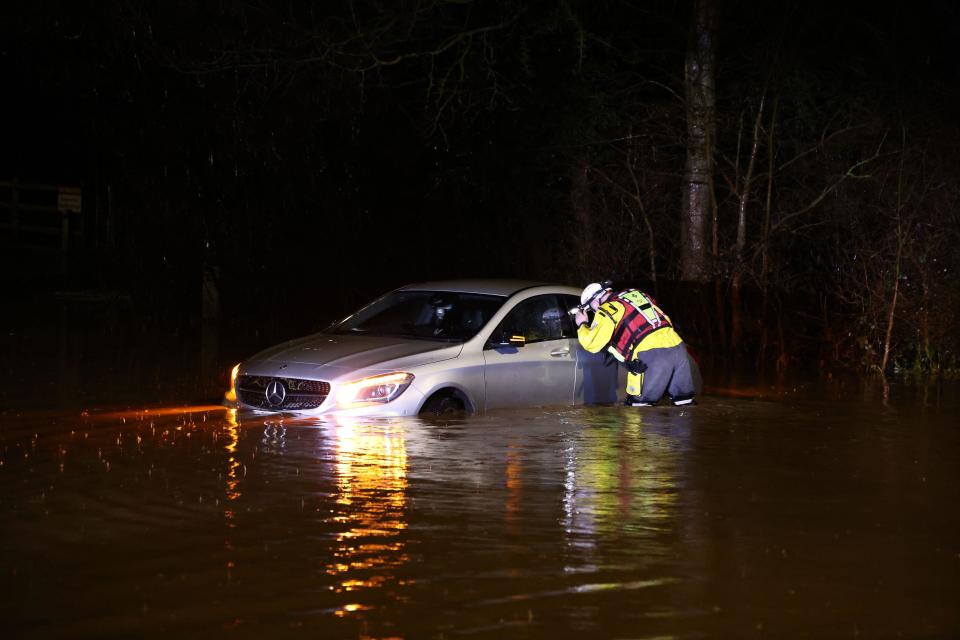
top-left (626, 359), bottom-right (647, 375)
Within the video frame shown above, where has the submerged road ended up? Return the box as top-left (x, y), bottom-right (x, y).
top-left (1, 389), bottom-right (958, 638)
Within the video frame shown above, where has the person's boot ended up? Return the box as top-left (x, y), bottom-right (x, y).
top-left (624, 395), bottom-right (654, 407)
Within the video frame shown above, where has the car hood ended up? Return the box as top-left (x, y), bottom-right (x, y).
top-left (248, 333), bottom-right (463, 373)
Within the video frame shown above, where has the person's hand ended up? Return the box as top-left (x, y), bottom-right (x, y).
top-left (574, 309), bottom-right (589, 326)
top-left (626, 359), bottom-right (647, 375)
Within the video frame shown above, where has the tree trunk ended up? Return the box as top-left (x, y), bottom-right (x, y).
top-left (880, 129), bottom-right (908, 376)
top-left (570, 160), bottom-right (593, 279)
top-left (758, 97), bottom-right (778, 369)
top-left (680, 0), bottom-right (717, 282)
top-left (731, 94), bottom-right (765, 351)
top-left (625, 157), bottom-right (658, 294)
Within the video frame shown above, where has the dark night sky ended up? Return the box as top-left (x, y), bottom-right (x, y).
top-left (2, 1), bottom-right (958, 362)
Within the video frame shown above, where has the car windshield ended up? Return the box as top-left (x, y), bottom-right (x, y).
top-left (331, 290), bottom-right (506, 342)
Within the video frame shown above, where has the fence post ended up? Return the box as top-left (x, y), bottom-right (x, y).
top-left (11, 178), bottom-right (19, 243)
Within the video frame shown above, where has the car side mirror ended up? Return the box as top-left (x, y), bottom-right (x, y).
top-left (507, 335), bottom-right (526, 347)
top-left (488, 332), bottom-right (526, 349)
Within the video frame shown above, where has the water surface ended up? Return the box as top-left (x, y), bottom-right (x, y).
top-left (1, 388), bottom-right (958, 638)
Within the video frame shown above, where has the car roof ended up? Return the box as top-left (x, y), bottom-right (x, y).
top-left (399, 279), bottom-right (576, 297)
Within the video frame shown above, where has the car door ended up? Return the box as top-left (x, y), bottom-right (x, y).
top-left (482, 294), bottom-right (578, 410)
top-left (557, 294), bottom-right (621, 404)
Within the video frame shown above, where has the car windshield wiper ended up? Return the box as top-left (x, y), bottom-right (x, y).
top-left (332, 327), bottom-right (383, 336)
top-left (333, 324), bottom-right (464, 342)
top-left (383, 332), bottom-right (464, 343)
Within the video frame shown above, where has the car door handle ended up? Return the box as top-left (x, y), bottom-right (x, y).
top-left (550, 347), bottom-right (570, 357)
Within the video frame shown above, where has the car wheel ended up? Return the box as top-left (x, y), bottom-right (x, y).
top-left (420, 393), bottom-right (466, 417)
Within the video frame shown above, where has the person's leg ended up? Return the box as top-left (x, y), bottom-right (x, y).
top-left (667, 344), bottom-right (696, 405)
top-left (628, 349), bottom-right (671, 405)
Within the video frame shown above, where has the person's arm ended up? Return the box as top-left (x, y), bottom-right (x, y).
top-left (577, 303), bottom-right (617, 353)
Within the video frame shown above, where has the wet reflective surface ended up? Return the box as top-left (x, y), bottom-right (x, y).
top-left (1, 388), bottom-right (958, 638)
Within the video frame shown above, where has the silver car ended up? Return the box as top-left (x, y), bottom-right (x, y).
top-left (225, 279), bottom-right (622, 416)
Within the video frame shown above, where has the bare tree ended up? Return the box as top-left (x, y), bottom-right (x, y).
top-left (680, 0), bottom-right (717, 282)
top-left (729, 92), bottom-right (765, 349)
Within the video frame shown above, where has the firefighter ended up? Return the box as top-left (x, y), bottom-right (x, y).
top-left (574, 282), bottom-right (696, 407)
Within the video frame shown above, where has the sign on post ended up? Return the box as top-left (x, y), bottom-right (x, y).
top-left (57, 186), bottom-right (82, 213)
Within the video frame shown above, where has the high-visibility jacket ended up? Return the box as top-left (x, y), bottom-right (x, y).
top-left (577, 289), bottom-right (682, 361)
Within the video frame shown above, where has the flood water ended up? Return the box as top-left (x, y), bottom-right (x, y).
top-left (1, 385), bottom-right (958, 639)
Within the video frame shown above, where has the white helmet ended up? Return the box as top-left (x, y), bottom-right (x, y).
top-left (580, 282), bottom-right (609, 306)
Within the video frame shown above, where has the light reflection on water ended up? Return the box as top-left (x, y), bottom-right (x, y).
top-left (561, 410), bottom-right (686, 580)
top-left (327, 418), bottom-right (409, 617)
top-left (0, 394), bottom-right (958, 638)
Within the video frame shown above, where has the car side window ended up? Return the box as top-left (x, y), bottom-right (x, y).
top-left (492, 295), bottom-right (568, 344)
top-left (559, 295), bottom-right (580, 338)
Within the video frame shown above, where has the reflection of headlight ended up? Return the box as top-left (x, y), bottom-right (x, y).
top-left (336, 372), bottom-right (414, 408)
top-left (226, 363), bottom-right (241, 403)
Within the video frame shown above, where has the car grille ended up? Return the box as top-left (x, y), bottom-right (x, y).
top-left (237, 375), bottom-right (331, 411)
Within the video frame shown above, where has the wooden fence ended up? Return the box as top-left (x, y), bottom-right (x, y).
top-left (0, 179), bottom-right (84, 254)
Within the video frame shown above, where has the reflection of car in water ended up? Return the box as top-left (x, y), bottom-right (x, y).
top-left (225, 279), bottom-right (632, 417)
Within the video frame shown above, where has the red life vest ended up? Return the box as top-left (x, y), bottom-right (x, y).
top-left (607, 289), bottom-right (672, 358)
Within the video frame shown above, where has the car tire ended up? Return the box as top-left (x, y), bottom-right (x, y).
top-left (420, 393), bottom-right (465, 417)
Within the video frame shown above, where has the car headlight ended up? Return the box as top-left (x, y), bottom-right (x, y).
top-left (336, 372), bottom-right (414, 408)
top-left (225, 363), bottom-right (241, 403)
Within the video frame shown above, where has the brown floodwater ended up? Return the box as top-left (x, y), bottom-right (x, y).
top-left (1, 385), bottom-right (958, 639)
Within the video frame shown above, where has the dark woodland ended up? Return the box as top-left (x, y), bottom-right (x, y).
top-left (3, 0), bottom-right (959, 386)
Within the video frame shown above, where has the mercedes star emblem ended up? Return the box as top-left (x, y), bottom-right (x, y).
top-left (265, 380), bottom-right (287, 407)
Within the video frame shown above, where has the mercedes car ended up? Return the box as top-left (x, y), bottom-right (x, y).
top-left (224, 279), bottom-right (643, 416)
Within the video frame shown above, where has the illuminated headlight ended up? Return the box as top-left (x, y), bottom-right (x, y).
top-left (336, 372), bottom-right (414, 408)
top-left (225, 363), bottom-right (241, 403)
